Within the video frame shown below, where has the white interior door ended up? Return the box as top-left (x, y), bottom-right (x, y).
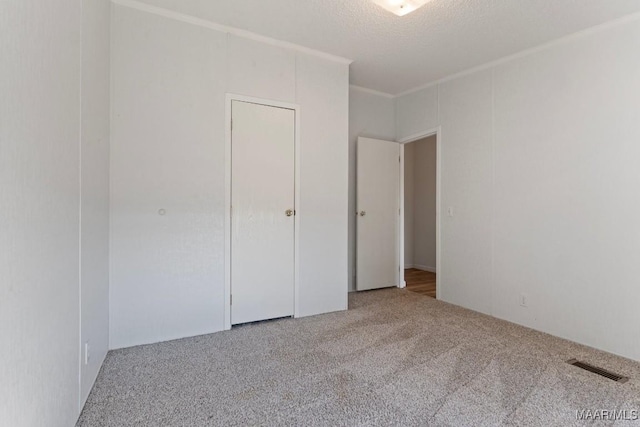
top-left (356, 137), bottom-right (400, 291)
top-left (231, 100), bottom-right (295, 324)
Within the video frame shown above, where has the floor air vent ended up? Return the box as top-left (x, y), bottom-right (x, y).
top-left (566, 359), bottom-right (629, 383)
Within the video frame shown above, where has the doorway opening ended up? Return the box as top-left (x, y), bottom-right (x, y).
top-left (355, 129), bottom-right (441, 298)
top-left (402, 135), bottom-right (437, 298)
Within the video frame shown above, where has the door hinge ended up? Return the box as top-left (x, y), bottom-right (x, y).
top-left (231, 119), bottom-right (233, 131)
top-left (399, 156), bottom-right (401, 162)
top-left (230, 294), bottom-right (232, 305)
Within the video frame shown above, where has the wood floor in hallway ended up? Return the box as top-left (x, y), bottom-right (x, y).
top-left (405, 268), bottom-right (436, 298)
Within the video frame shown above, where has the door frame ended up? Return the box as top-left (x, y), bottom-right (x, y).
top-left (224, 93), bottom-right (301, 330)
top-left (398, 127), bottom-right (442, 300)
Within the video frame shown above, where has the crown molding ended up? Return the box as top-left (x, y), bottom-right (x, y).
top-left (349, 85), bottom-right (395, 99)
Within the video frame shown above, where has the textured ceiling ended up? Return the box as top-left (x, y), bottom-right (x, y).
top-left (134, 0), bottom-right (640, 95)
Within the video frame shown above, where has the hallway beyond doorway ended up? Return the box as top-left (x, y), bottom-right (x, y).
top-left (405, 268), bottom-right (436, 298)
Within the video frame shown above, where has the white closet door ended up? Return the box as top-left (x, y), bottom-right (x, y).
top-left (356, 137), bottom-right (400, 291)
top-left (231, 100), bottom-right (295, 324)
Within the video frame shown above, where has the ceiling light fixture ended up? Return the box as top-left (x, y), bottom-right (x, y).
top-left (372, 0), bottom-right (431, 17)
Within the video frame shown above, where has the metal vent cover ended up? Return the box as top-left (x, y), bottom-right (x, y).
top-left (566, 359), bottom-right (629, 383)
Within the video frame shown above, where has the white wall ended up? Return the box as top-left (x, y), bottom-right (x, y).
top-left (81, 0), bottom-right (111, 406)
top-left (0, 2), bottom-right (81, 426)
top-left (110, 4), bottom-right (349, 348)
top-left (395, 15), bottom-right (640, 360)
top-left (110, 4), bottom-right (227, 349)
top-left (491, 18), bottom-right (640, 359)
top-left (348, 88), bottom-right (396, 291)
top-left (438, 70), bottom-right (494, 315)
top-left (1, 1), bottom-right (112, 423)
top-left (396, 85), bottom-right (438, 141)
top-left (297, 55), bottom-right (350, 316)
top-left (405, 136), bottom-right (437, 271)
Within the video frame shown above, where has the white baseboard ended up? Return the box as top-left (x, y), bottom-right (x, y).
top-left (409, 264), bottom-right (436, 273)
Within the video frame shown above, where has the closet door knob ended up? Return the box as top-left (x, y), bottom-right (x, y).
top-left (285, 209), bottom-right (294, 217)
top-left (359, 211), bottom-right (366, 217)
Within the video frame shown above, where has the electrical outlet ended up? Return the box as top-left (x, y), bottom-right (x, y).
top-left (519, 294), bottom-right (528, 307)
top-left (84, 342), bottom-right (90, 365)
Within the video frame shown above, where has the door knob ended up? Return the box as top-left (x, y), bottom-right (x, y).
top-left (285, 209), bottom-right (295, 217)
top-left (359, 211), bottom-right (366, 216)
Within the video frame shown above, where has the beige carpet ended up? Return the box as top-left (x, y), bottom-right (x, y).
top-left (77, 289), bottom-right (640, 426)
